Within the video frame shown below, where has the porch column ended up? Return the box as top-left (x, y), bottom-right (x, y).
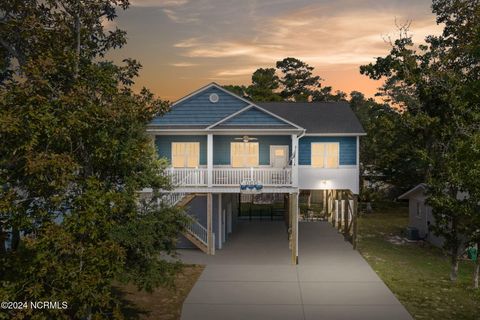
top-left (218, 193), bottom-right (222, 249)
top-left (207, 134), bottom-right (213, 187)
top-left (290, 192), bottom-right (299, 265)
top-left (356, 135), bottom-right (360, 194)
top-left (291, 134), bottom-right (299, 187)
top-left (207, 193), bottom-right (214, 255)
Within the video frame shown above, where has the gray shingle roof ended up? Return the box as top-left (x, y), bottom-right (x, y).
top-left (257, 102), bottom-right (365, 134)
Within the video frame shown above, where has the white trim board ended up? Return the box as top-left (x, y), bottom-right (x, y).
top-left (146, 129), bottom-right (302, 135)
top-left (303, 133), bottom-right (367, 137)
top-left (205, 105), bottom-right (254, 129)
top-left (169, 82), bottom-right (305, 130)
top-left (207, 104), bottom-right (304, 131)
top-left (171, 82), bottom-right (253, 108)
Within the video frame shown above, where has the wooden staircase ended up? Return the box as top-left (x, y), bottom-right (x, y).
top-left (170, 193), bottom-right (211, 254)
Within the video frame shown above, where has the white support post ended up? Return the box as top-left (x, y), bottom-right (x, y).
top-left (207, 193), bottom-right (214, 255)
top-left (207, 134), bottom-right (213, 187)
top-left (291, 134), bottom-right (299, 187)
top-left (290, 192), bottom-right (299, 265)
top-left (335, 200), bottom-right (339, 228)
top-left (341, 200), bottom-right (345, 230)
top-left (218, 193), bottom-right (222, 249)
top-left (356, 135), bottom-right (360, 194)
top-left (349, 199), bottom-right (354, 221)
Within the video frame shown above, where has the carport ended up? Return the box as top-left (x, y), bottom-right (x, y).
top-left (178, 220), bottom-right (412, 320)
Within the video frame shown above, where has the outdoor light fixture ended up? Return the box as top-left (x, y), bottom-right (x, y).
top-left (320, 180), bottom-right (330, 189)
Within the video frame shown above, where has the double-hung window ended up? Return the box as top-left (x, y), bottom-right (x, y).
top-left (171, 142), bottom-right (200, 168)
top-left (230, 142), bottom-right (259, 167)
top-left (311, 143), bottom-right (339, 168)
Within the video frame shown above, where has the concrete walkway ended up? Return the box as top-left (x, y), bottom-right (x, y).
top-left (178, 221), bottom-right (412, 320)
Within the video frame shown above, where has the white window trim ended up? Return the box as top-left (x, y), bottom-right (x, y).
top-left (311, 142), bottom-right (340, 168)
top-left (230, 142), bottom-right (259, 168)
top-left (171, 142), bottom-right (200, 168)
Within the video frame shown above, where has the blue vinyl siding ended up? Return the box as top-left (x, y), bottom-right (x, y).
top-left (150, 87), bottom-right (248, 126)
top-left (299, 136), bottom-right (357, 165)
top-left (213, 135), bottom-right (291, 165)
top-left (221, 107), bottom-right (292, 126)
top-left (155, 135), bottom-right (207, 165)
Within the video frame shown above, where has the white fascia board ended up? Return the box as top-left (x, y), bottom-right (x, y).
top-left (146, 128), bottom-right (302, 135)
top-left (207, 129), bottom-right (303, 135)
top-left (146, 129), bottom-right (208, 135)
top-left (398, 183), bottom-right (427, 200)
top-left (206, 105), bottom-right (254, 129)
top-left (303, 133), bottom-right (367, 137)
top-left (170, 82), bottom-right (217, 106)
top-left (172, 82), bottom-right (253, 107)
top-left (163, 82), bottom-right (305, 131)
top-left (206, 103), bottom-right (304, 131)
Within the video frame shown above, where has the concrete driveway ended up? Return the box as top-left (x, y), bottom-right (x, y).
top-left (178, 221), bottom-right (412, 320)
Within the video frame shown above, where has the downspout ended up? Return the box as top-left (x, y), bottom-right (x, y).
top-left (298, 129), bottom-right (306, 140)
top-left (291, 129), bottom-right (306, 187)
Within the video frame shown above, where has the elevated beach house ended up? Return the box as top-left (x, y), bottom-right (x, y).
top-left (144, 83), bottom-right (365, 264)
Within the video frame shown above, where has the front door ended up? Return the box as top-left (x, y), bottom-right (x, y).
top-left (270, 145), bottom-right (289, 168)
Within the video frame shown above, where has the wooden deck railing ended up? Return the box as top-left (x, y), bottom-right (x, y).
top-left (165, 167), bottom-right (292, 187)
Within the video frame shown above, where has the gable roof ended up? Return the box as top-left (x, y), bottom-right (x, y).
top-left (150, 83), bottom-right (249, 127)
top-left (257, 102), bottom-right (365, 135)
top-left (149, 83), bottom-right (366, 135)
top-left (207, 105), bottom-right (301, 130)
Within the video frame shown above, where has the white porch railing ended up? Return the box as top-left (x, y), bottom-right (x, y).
top-left (166, 168), bottom-right (208, 186)
top-left (158, 192), bottom-right (186, 206)
top-left (165, 167), bottom-right (292, 187)
top-left (184, 217), bottom-right (209, 245)
top-left (212, 167), bottom-right (291, 186)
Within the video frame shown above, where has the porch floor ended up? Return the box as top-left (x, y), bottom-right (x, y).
top-left (178, 221), bottom-right (412, 320)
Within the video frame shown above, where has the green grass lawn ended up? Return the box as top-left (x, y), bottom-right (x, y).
top-left (357, 204), bottom-right (480, 320)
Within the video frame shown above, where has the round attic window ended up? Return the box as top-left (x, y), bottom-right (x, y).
top-left (209, 93), bottom-right (219, 103)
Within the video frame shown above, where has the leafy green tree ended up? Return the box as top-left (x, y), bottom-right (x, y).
top-left (276, 57), bottom-right (321, 101)
top-left (246, 68), bottom-right (282, 102)
top-left (0, 0), bottom-right (186, 318)
top-left (312, 86), bottom-right (347, 102)
top-left (360, 0), bottom-right (480, 282)
top-left (222, 84), bottom-right (249, 99)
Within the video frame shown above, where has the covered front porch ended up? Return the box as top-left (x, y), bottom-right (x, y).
top-left (166, 166), bottom-right (292, 188)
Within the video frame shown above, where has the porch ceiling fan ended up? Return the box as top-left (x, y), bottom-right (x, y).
top-left (234, 135), bottom-right (258, 143)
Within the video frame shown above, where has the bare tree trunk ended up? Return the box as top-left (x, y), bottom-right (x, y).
top-left (474, 242), bottom-right (479, 289)
top-left (74, 12), bottom-right (81, 78)
top-left (449, 214), bottom-right (460, 282)
top-left (0, 222), bottom-right (6, 254)
top-left (450, 246), bottom-right (459, 282)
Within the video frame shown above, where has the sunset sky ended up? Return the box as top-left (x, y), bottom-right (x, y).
top-left (109, 0), bottom-right (443, 101)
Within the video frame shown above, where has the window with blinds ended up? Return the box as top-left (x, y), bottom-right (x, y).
top-left (171, 142), bottom-right (200, 168)
top-left (311, 143), bottom-right (339, 168)
top-left (230, 142), bottom-right (259, 167)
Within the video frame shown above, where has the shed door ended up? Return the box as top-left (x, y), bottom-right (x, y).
top-left (270, 145), bottom-right (289, 168)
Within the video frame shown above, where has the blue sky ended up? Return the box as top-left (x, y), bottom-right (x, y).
top-left (108, 0), bottom-right (442, 101)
